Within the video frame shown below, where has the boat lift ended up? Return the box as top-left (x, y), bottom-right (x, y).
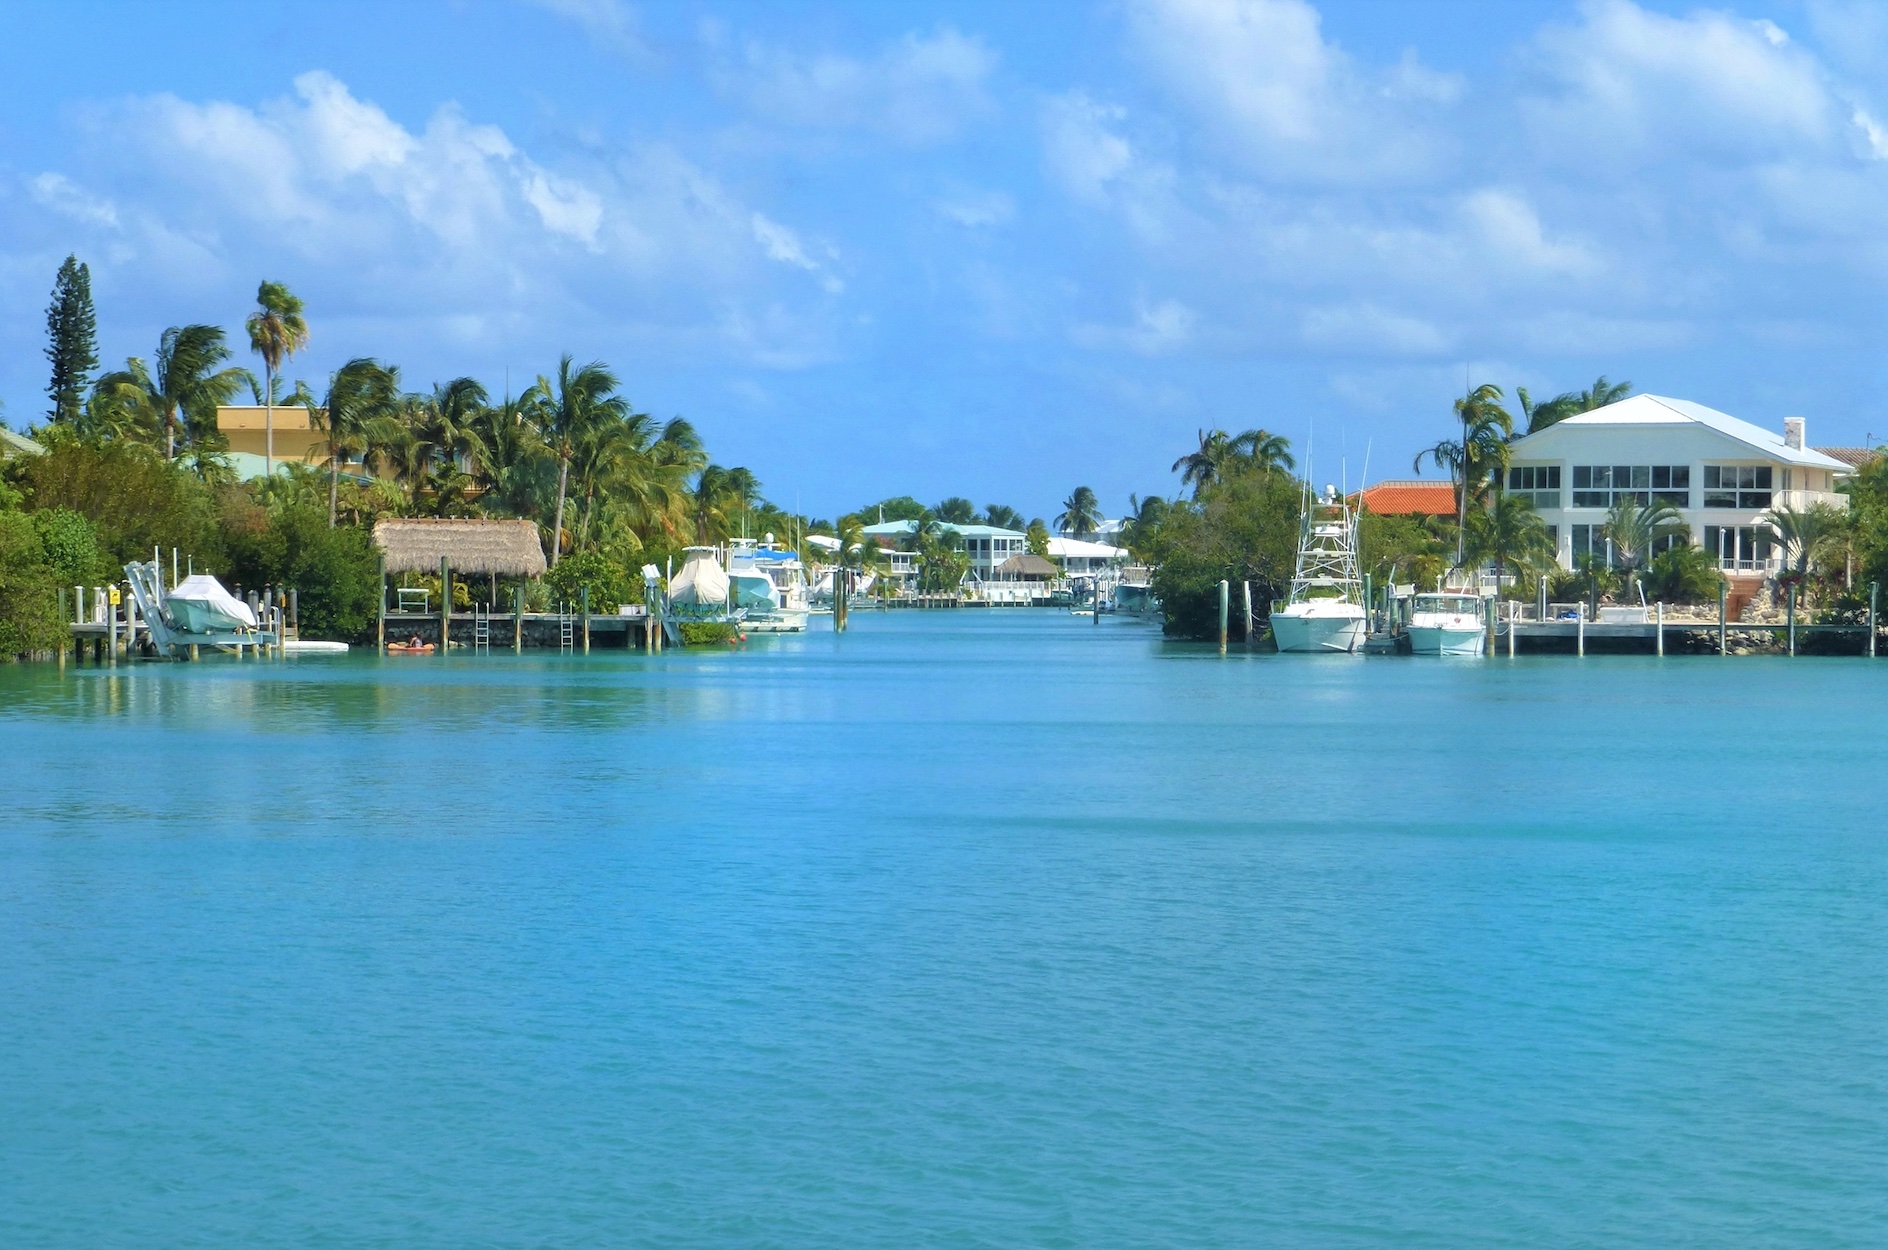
top-left (123, 558), bottom-right (279, 659)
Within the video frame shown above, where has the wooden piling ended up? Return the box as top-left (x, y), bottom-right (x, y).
top-left (514, 579), bottom-right (524, 653)
top-left (1787, 584), bottom-right (1796, 657)
top-left (377, 555), bottom-right (387, 653)
top-left (1870, 582), bottom-right (1878, 658)
top-left (1217, 580), bottom-right (1229, 654)
top-left (1576, 604), bottom-right (1584, 657)
top-left (1507, 600), bottom-right (1516, 657)
top-left (1484, 596), bottom-right (1496, 654)
top-left (1718, 581), bottom-right (1728, 657)
top-left (439, 556), bottom-right (450, 653)
top-left (1243, 581), bottom-right (1254, 641)
top-left (1656, 601), bottom-right (1664, 657)
top-left (581, 587), bottom-right (591, 654)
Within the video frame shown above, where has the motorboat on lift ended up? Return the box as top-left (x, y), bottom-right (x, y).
top-left (1407, 592), bottom-right (1486, 656)
top-left (727, 536), bottom-right (811, 632)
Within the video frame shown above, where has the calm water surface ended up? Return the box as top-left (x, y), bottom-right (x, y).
top-left (3, 611), bottom-right (1885, 1247)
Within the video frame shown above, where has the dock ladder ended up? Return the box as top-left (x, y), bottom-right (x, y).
top-left (472, 604), bottom-right (491, 653)
top-left (558, 604), bottom-right (575, 652)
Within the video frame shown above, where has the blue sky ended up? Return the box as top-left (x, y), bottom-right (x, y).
top-left (3, 0), bottom-right (1886, 520)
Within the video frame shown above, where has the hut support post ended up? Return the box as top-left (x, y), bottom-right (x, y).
top-left (1217, 580), bottom-right (1229, 654)
top-left (1787, 584), bottom-right (1797, 657)
top-left (1719, 582), bottom-right (1728, 656)
top-left (514, 579), bottom-right (524, 653)
top-left (377, 556), bottom-right (387, 653)
top-left (1870, 581), bottom-right (1878, 658)
top-left (439, 556), bottom-right (450, 653)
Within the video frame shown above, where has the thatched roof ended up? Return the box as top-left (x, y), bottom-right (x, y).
top-left (995, 553), bottom-right (1059, 579)
top-left (373, 518), bottom-right (547, 576)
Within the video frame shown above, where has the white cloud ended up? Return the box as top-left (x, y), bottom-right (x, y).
top-left (1072, 297), bottom-right (1198, 356)
top-left (30, 173), bottom-right (119, 228)
top-left (1041, 93), bottom-right (1133, 204)
top-left (529, 0), bottom-right (656, 65)
top-left (937, 190), bottom-right (1014, 229)
top-left (1301, 304), bottom-right (1449, 355)
top-left (1524, 0), bottom-right (1838, 166)
top-left (1125, 0), bottom-right (1460, 184)
top-left (718, 26), bottom-right (997, 145)
top-left (1460, 189), bottom-right (1595, 276)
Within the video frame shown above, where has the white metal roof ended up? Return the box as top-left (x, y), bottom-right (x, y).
top-left (1514, 394), bottom-right (1849, 470)
top-left (1046, 536), bottom-right (1128, 560)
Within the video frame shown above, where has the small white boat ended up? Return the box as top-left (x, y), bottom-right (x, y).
top-left (1271, 484), bottom-right (1366, 654)
top-left (1407, 593), bottom-right (1486, 656)
top-left (283, 640), bottom-right (349, 655)
top-left (668, 547), bottom-right (732, 610)
top-left (164, 574), bottom-right (259, 633)
top-left (1113, 567), bottom-right (1158, 617)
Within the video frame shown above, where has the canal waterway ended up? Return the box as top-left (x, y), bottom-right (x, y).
top-left (3, 611), bottom-right (1885, 1247)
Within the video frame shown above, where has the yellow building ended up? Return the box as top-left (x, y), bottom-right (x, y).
top-left (214, 405), bottom-right (330, 480)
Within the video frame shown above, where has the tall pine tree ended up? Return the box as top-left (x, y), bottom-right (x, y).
top-left (45, 255), bottom-right (98, 425)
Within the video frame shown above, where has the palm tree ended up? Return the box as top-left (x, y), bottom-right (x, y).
top-left (246, 281), bottom-right (310, 476)
top-left (1463, 492), bottom-right (1554, 590)
top-left (1602, 497), bottom-right (1686, 592)
top-left (1118, 493), bottom-right (1170, 557)
top-left (934, 496), bottom-right (977, 524)
top-left (1228, 428), bottom-right (1295, 474)
top-left (520, 356), bottom-right (629, 566)
top-left (308, 358), bottom-right (401, 526)
top-left (1056, 485), bottom-right (1101, 537)
top-left (1763, 502), bottom-right (1846, 600)
top-left (1518, 375), bottom-right (1631, 434)
top-left (983, 503), bottom-right (1025, 530)
top-left (94, 325), bottom-right (251, 461)
top-left (1416, 383), bottom-right (1513, 567)
top-left (1172, 429), bottom-right (1232, 499)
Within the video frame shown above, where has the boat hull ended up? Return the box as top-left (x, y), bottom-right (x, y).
top-left (743, 609), bottom-right (809, 633)
top-left (1408, 625), bottom-right (1485, 656)
top-left (1271, 610), bottom-right (1366, 654)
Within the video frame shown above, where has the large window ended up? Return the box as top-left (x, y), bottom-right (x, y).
top-left (1571, 523), bottom-right (1611, 568)
top-left (1702, 465), bottom-right (1772, 509)
top-left (1570, 465), bottom-right (1690, 508)
top-left (1704, 525), bottom-right (1772, 570)
top-left (1507, 465), bottom-right (1561, 509)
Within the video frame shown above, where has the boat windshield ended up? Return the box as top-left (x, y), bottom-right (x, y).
top-left (1414, 595), bottom-right (1481, 614)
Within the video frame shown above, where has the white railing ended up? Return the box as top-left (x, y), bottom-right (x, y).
top-left (1768, 489), bottom-right (1847, 512)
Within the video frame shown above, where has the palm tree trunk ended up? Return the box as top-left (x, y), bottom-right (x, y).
top-left (330, 455), bottom-right (340, 527)
top-left (264, 363), bottom-right (275, 477)
top-left (551, 454), bottom-right (571, 567)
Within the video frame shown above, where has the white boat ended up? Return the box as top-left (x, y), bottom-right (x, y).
top-left (1270, 484), bottom-right (1366, 654)
top-left (164, 574), bottom-right (259, 633)
top-left (1114, 566), bottom-right (1158, 617)
top-left (727, 537), bottom-right (811, 633)
top-left (667, 547), bottom-right (741, 621)
top-left (1407, 593), bottom-right (1486, 656)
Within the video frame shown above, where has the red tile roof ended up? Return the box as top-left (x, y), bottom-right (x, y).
top-left (1354, 480), bottom-right (1458, 517)
top-left (1815, 446), bottom-right (1878, 469)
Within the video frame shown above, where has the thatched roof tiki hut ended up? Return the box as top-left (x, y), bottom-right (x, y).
top-left (372, 518), bottom-right (548, 652)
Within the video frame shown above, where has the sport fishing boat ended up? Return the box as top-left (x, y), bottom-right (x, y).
top-left (727, 537), bottom-right (811, 633)
top-left (1407, 592), bottom-right (1486, 656)
top-left (163, 574), bottom-right (260, 634)
top-left (1270, 484), bottom-right (1366, 654)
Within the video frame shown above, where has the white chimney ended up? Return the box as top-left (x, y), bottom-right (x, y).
top-left (1784, 417), bottom-right (1805, 450)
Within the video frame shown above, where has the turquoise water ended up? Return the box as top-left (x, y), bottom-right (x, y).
top-left (4, 611), bottom-right (1886, 1247)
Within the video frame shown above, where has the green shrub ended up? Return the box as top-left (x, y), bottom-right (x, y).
top-left (32, 508), bottom-right (108, 585)
top-left (678, 620), bottom-right (737, 646)
top-left (224, 505), bottom-right (381, 642)
top-left (1148, 468), bottom-right (1301, 641)
top-left (545, 548), bottom-right (630, 612)
top-left (9, 438), bottom-right (221, 570)
top-left (0, 512), bottom-right (66, 658)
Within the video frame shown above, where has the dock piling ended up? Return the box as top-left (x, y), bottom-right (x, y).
top-left (1243, 581), bottom-right (1253, 641)
top-left (439, 556), bottom-right (450, 654)
top-left (1576, 603), bottom-right (1585, 657)
top-left (377, 555), bottom-right (387, 653)
top-left (514, 579), bottom-right (524, 653)
top-left (1656, 601), bottom-right (1664, 656)
top-left (1217, 580), bottom-right (1229, 654)
top-left (1787, 585), bottom-right (1797, 657)
top-left (581, 587), bottom-right (591, 654)
top-left (1718, 581), bottom-right (1728, 656)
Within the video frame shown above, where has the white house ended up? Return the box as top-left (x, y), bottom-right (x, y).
top-left (1045, 535), bottom-right (1129, 575)
top-left (860, 519), bottom-right (1029, 583)
top-left (1505, 395), bottom-right (1852, 576)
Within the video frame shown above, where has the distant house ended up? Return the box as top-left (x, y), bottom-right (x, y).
top-left (860, 519), bottom-right (1029, 583)
top-left (213, 405), bottom-right (331, 479)
top-left (1045, 535), bottom-right (1129, 575)
top-left (1504, 394), bottom-right (1851, 575)
top-left (1354, 480), bottom-right (1458, 519)
top-left (0, 426), bottom-right (46, 462)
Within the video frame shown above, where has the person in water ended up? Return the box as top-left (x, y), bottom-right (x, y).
top-left (408, 634), bottom-right (423, 648)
